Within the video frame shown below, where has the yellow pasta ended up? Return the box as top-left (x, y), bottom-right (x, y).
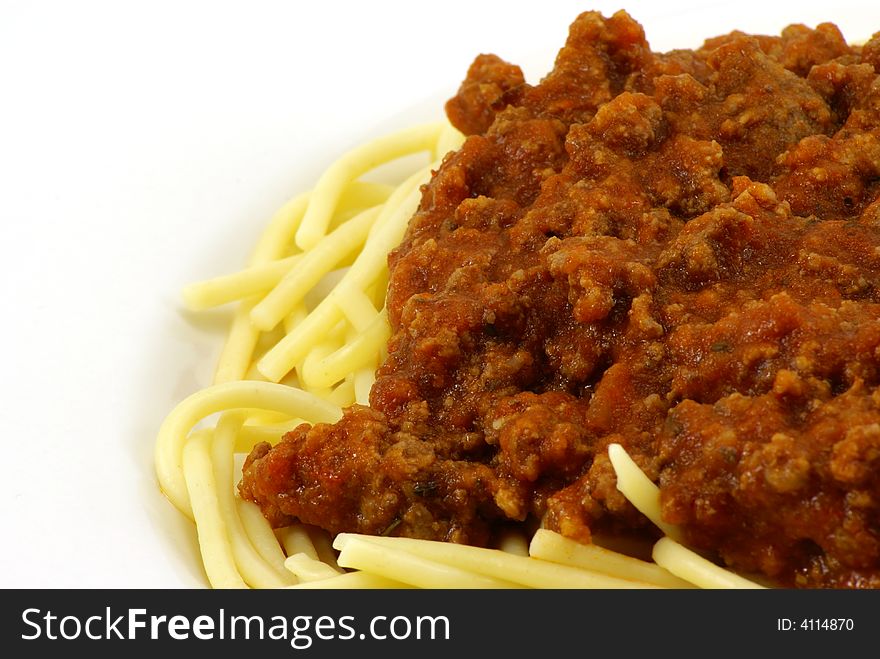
top-left (496, 528), bottom-right (530, 557)
top-left (529, 529), bottom-right (693, 589)
top-left (256, 173), bottom-right (429, 383)
top-left (294, 123), bottom-right (443, 250)
top-left (652, 538), bottom-right (765, 589)
top-left (251, 205), bottom-right (382, 332)
top-left (334, 534), bottom-right (659, 589)
top-left (286, 571), bottom-right (412, 590)
top-left (300, 309), bottom-right (390, 389)
top-left (208, 414), bottom-right (293, 588)
top-left (235, 497), bottom-right (296, 584)
top-left (307, 526), bottom-right (342, 571)
top-left (277, 523), bottom-right (319, 562)
top-left (284, 554), bottom-right (344, 583)
top-left (608, 442), bottom-right (768, 589)
top-left (607, 443), bottom-right (683, 542)
top-left (213, 297), bottom-right (263, 385)
top-left (183, 254), bottom-right (304, 311)
top-left (334, 535), bottom-right (523, 589)
top-left (156, 380), bottom-right (342, 517)
top-left (182, 429), bottom-right (248, 589)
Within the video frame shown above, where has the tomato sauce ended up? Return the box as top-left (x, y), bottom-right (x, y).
top-left (241, 11), bottom-right (880, 587)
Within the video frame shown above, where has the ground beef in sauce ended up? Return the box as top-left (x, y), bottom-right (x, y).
top-left (240, 10), bottom-right (880, 588)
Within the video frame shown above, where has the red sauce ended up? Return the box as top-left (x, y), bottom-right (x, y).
top-left (240, 11), bottom-right (880, 588)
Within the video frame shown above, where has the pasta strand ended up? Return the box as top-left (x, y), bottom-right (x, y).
top-left (156, 381), bottom-right (341, 517)
top-left (295, 123), bottom-right (443, 250)
top-left (182, 430), bottom-right (248, 589)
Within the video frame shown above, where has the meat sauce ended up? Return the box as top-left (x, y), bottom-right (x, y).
top-left (240, 11), bottom-right (880, 588)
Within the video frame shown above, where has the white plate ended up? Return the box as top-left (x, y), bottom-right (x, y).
top-left (0, 0), bottom-right (873, 588)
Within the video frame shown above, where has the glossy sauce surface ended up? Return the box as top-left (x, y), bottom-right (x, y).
top-left (241, 11), bottom-right (880, 587)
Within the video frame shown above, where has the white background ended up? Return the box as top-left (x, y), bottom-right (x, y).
top-left (0, 0), bottom-right (874, 587)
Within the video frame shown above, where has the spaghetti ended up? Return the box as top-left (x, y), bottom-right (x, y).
top-left (156, 120), bottom-right (755, 590)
